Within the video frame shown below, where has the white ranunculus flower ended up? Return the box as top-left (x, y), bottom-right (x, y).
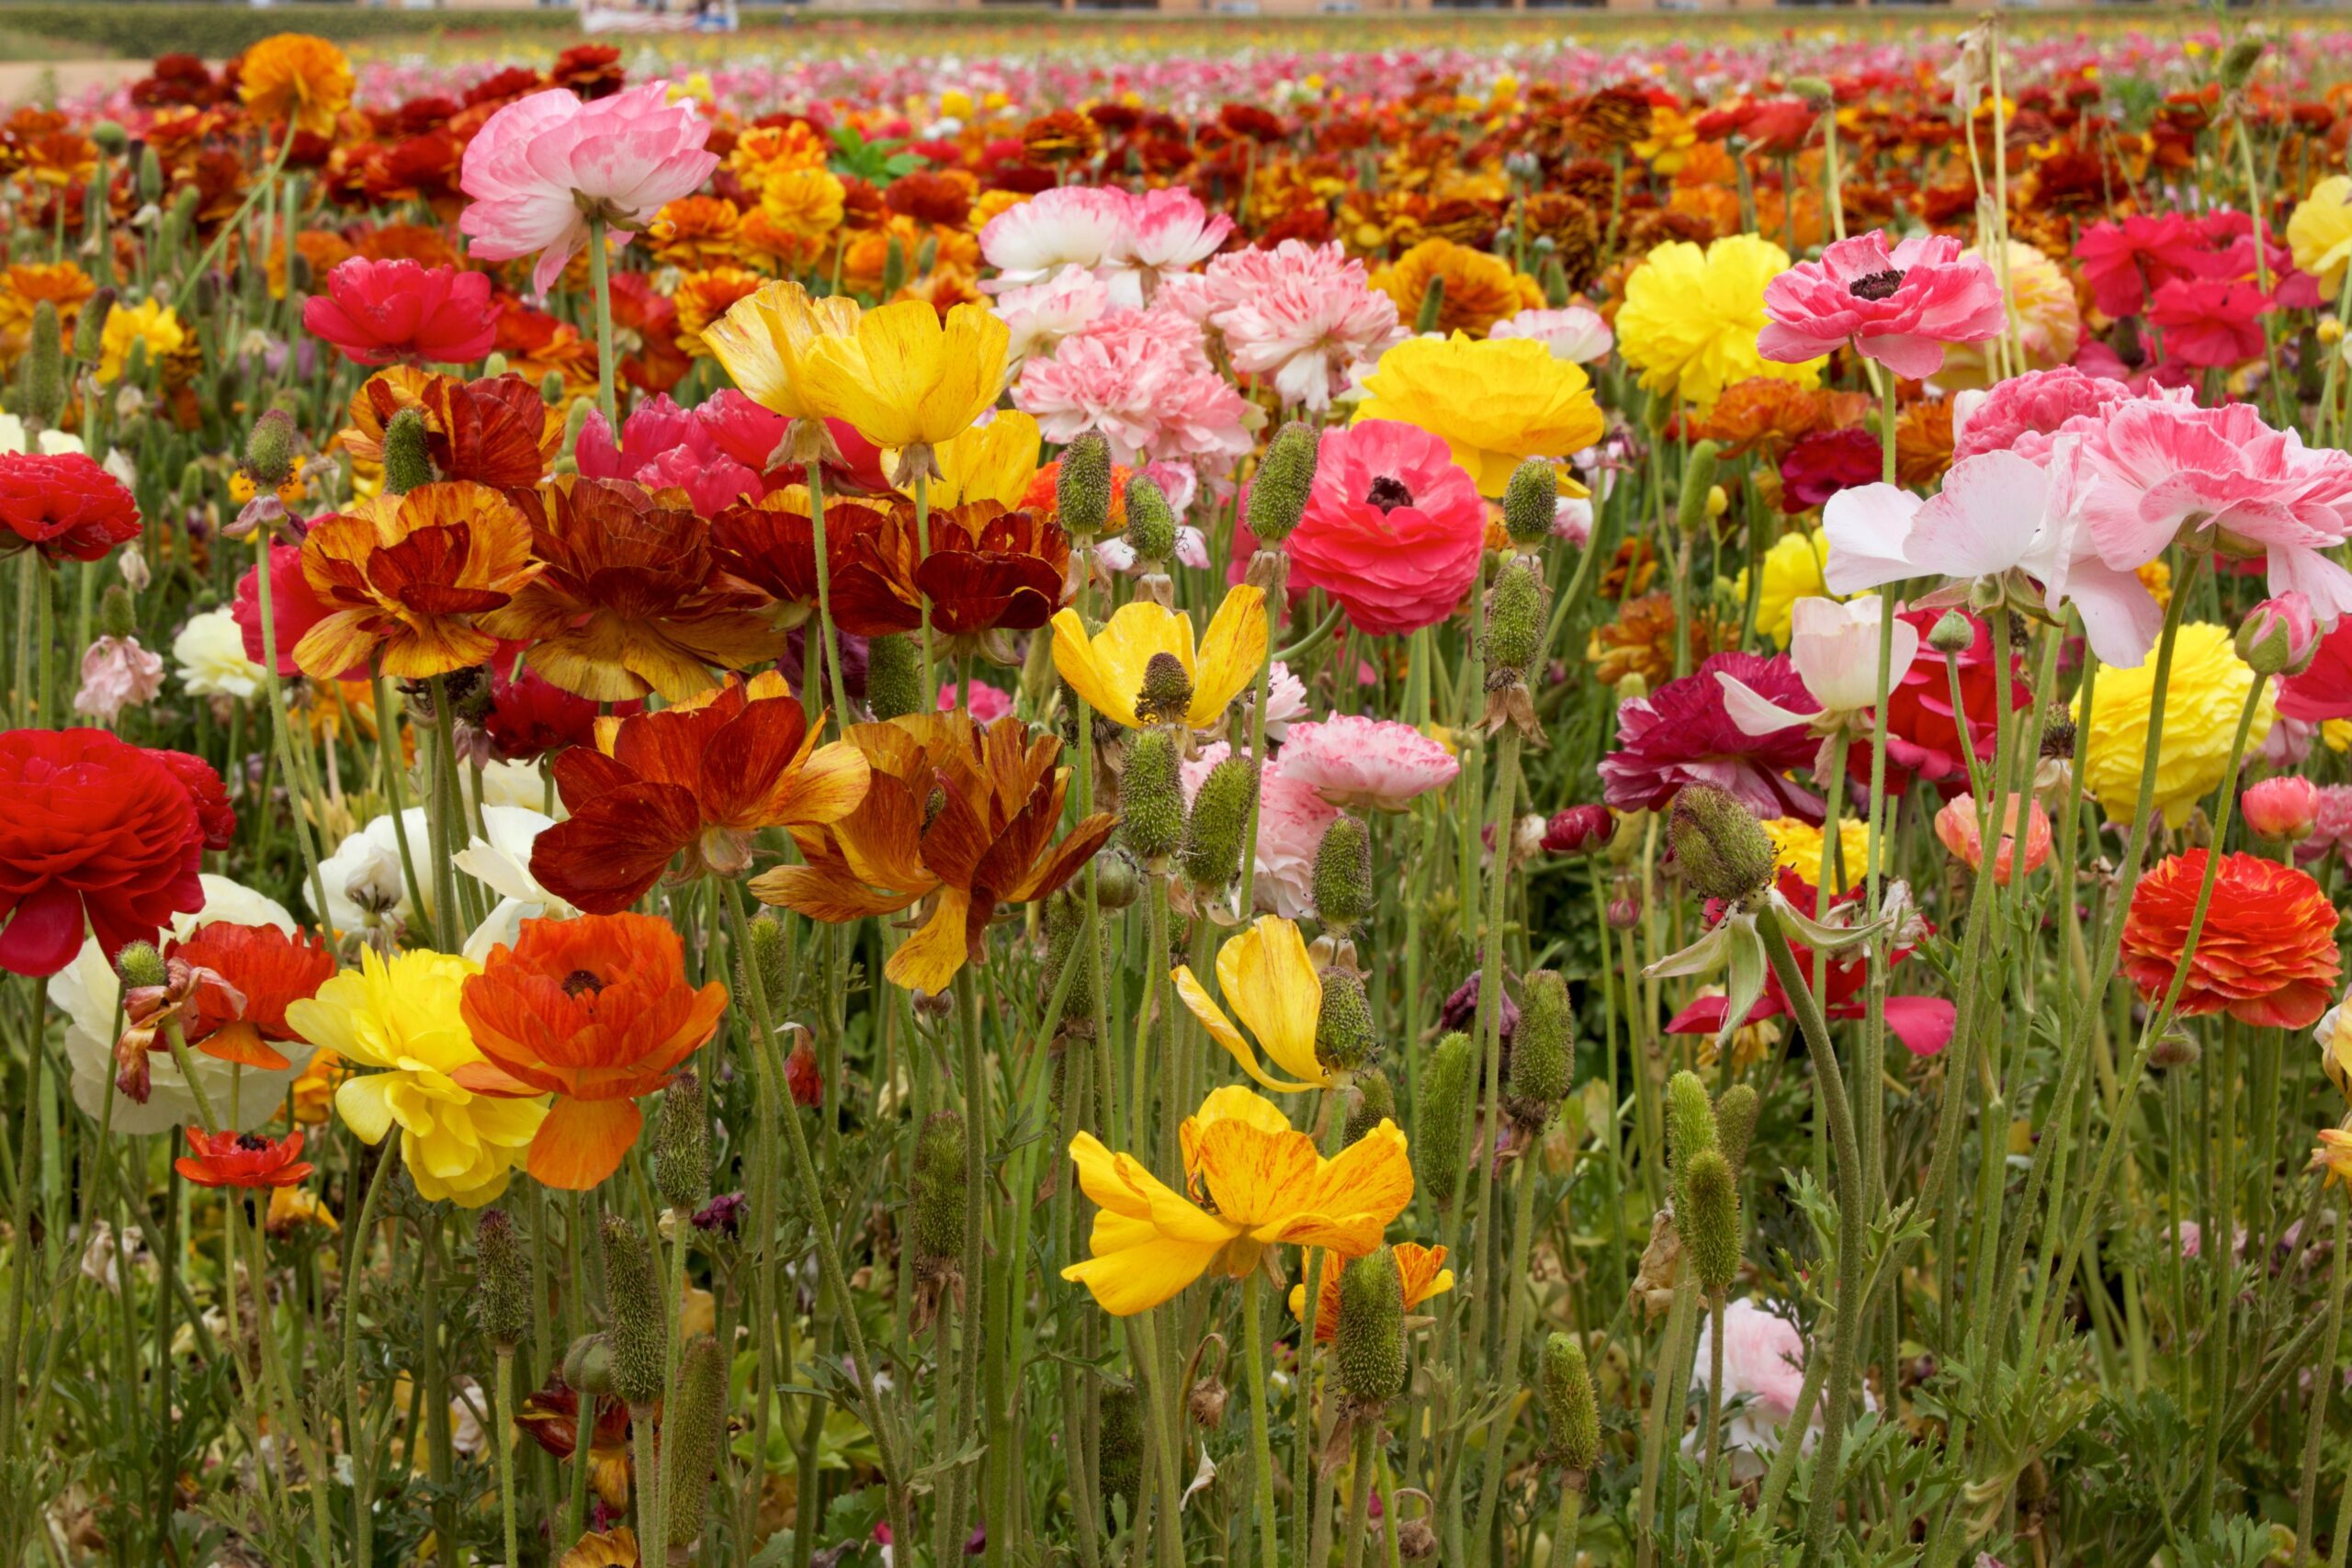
top-left (313, 809), bottom-right (432, 937)
top-left (453, 807), bottom-right (577, 962)
top-left (48, 874), bottom-right (300, 1135)
top-left (0, 412), bottom-right (84, 457)
top-left (171, 606), bottom-right (267, 703)
top-left (473, 757), bottom-right (562, 818)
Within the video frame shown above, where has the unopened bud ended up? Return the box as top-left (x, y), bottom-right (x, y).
top-left (1045, 893), bottom-right (1103, 1036)
top-left (1541, 1332), bottom-right (1600, 1474)
top-left (1928, 610), bottom-right (1975, 655)
top-left (243, 408), bottom-right (299, 490)
top-left (97, 584), bottom-right (137, 642)
top-left (1316, 967), bottom-right (1376, 1075)
top-left (1787, 75), bottom-right (1834, 105)
top-left (736, 910), bottom-right (789, 1014)
top-left (1125, 474), bottom-right (1177, 564)
top-left (1057, 431), bottom-right (1113, 538)
top-left (1247, 422), bottom-right (1319, 544)
top-left (664, 1337), bottom-right (729, 1550)
top-left (1667, 1069), bottom-right (1720, 1178)
top-left (562, 1332), bottom-right (615, 1396)
top-left (540, 370), bottom-right (565, 407)
top-left (1541, 804), bottom-right (1615, 856)
top-left (1120, 728), bottom-right (1185, 863)
top-left (115, 941), bottom-right (166, 990)
top-left (473, 1209), bottom-right (533, 1352)
top-left (1675, 441), bottom-right (1720, 536)
top-left (1413, 274), bottom-right (1447, 335)
top-left (1502, 457), bottom-right (1558, 547)
top-left (598, 1213), bottom-right (664, 1409)
top-left (73, 288), bottom-right (116, 365)
top-left (653, 1070), bottom-right (710, 1212)
top-left (1417, 1032), bottom-right (1474, 1207)
top-left (1333, 1247), bottom-right (1406, 1410)
top-left (2150, 1029), bottom-right (2201, 1070)
top-left (1668, 783), bottom-right (1776, 906)
top-left (2221, 36), bottom-right (2266, 91)
top-left (1484, 559), bottom-right (1545, 676)
top-left (381, 407), bottom-right (434, 497)
top-left (1344, 1068), bottom-right (1396, 1147)
top-left (1713, 1083), bottom-right (1760, 1178)
top-left (1091, 846), bottom-right (1143, 910)
top-left (1682, 1148), bottom-right (1742, 1294)
top-left (1182, 753), bottom-right (1256, 894)
top-left (1097, 1384), bottom-right (1144, 1514)
top-left (865, 634), bottom-right (923, 721)
top-left (910, 1110), bottom-right (968, 1277)
top-left (18, 301), bottom-right (65, 429)
top-left (2237, 593), bottom-right (2321, 677)
top-left (1311, 813), bottom-right (1374, 932)
top-left (1507, 970), bottom-right (1574, 1119)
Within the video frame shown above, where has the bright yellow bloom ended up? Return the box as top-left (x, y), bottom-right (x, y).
top-left (2290, 176), bottom-right (2352, 298)
top-left (1354, 333), bottom-right (1604, 497)
top-left (2075, 622), bottom-right (2276, 825)
top-left (1174, 917), bottom-right (1328, 1092)
top-left (1633, 105), bottom-right (1701, 175)
top-left (237, 33), bottom-right (354, 140)
top-left (1933, 242), bottom-right (2079, 391)
top-left (1050, 587), bottom-right (1268, 730)
top-left (1761, 816), bottom-right (1872, 892)
top-left (1733, 528), bottom-right (1834, 647)
top-left (289, 948), bottom-right (548, 1209)
top-left (1061, 1085), bottom-right (1414, 1316)
top-left (758, 165), bottom-right (848, 243)
top-left (918, 411), bottom-right (1043, 511)
top-left (798, 300), bottom-right (1009, 466)
top-left (1614, 235), bottom-right (1821, 413)
top-left (703, 280), bottom-right (862, 432)
top-left (2327, 719), bottom-right (2352, 754)
top-left (1289, 1240), bottom-right (1453, 1341)
top-left (98, 298), bottom-right (188, 384)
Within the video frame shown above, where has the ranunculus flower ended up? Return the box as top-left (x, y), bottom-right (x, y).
top-left (2279, 618), bottom-right (2352, 722)
top-left (73, 636), bottom-right (164, 724)
top-left (2120, 851), bottom-right (2340, 1029)
top-left (1932, 793), bottom-right (2053, 885)
top-left (302, 257), bottom-right (501, 367)
top-left (1779, 426), bottom-right (1883, 513)
top-left (175, 1128), bottom-right (316, 1190)
top-left (2245, 775), bottom-right (2323, 842)
top-left (1949, 366), bottom-right (2138, 465)
top-left (1541, 804), bottom-right (1616, 856)
top-left (0, 728), bottom-right (205, 976)
top-left (1489, 305), bottom-right (1613, 364)
top-left (937, 681), bottom-right (1014, 722)
top-left (2143, 277), bottom-right (2269, 369)
top-left (1207, 241), bottom-right (1406, 412)
top-left (0, 451), bottom-right (141, 564)
top-left (1690, 1300), bottom-right (1858, 1481)
top-left (1286, 420), bottom-right (1486, 637)
top-left (1600, 652), bottom-right (1823, 821)
top-left (146, 748), bottom-right (237, 852)
top-left (1758, 230), bottom-right (2006, 378)
top-left (1276, 715), bottom-right (1459, 811)
top-left (233, 538), bottom-right (347, 680)
top-left (458, 82), bottom-right (719, 296)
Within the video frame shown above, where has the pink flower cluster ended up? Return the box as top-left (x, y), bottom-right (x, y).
top-left (978, 185), bottom-right (1232, 307)
top-left (574, 394), bottom-right (888, 516)
top-left (1012, 303), bottom-right (1258, 473)
top-left (1183, 241), bottom-right (1407, 412)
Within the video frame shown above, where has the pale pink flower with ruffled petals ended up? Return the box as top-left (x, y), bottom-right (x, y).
top-left (1013, 313), bottom-right (1259, 468)
top-left (1101, 187), bottom-right (1233, 307)
top-left (1215, 243), bottom-right (1406, 412)
top-left (993, 265), bottom-right (1111, 365)
top-left (1277, 715), bottom-right (1459, 811)
top-left (1490, 305), bottom-right (1613, 365)
top-left (74, 636), bottom-right (165, 724)
top-left (1759, 231), bottom-right (2007, 379)
top-left (979, 186), bottom-right (1136, 293)
top-left (459, 83), bottom-right (718, 296)
top-left (1950, 366), bottom-right (2139, 464)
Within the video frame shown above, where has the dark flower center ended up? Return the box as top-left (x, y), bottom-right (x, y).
top-left (1365, 475), bottom-right (1415, 513)
top-left (562, 969), bottom-right (606, 998)
top-left (236, 1134), bottom-right (271, 1151)
top-left (1848, 268), bottom-right (1905, 302)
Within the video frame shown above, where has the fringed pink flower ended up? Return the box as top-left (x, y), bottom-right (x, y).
top-left (1277, 716), bottom-right (1459, 812)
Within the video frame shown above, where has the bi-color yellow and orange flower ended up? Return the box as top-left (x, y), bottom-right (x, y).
top-left (1289, 1241), bottom-right (1454, 1341)
top-left (293, 480), bottom-right (537, 680)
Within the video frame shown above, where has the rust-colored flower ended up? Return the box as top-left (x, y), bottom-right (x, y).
top-left (752, 713), bottom-right (1116, 995)
top-left (1894, 397), bottom-right (1956, 487)
top-left (478, 476), bottom-right (790, 705)
top-left (2120, 851), bottom-right (2341, 1029)
top-left (174, 1128), bottom-right (316, 1189)
top-left (1696, 378), bottom-right (1838, 462)
top-left (336, 367), bottom-right (560, 494)
top-left (707, 490), bottom-right (878, 611)
top-left (1588, 592), bottom-right (1727, 689)
top-left (1022, 109), bottom-right (1102, 164)
top-left (516, 1373), bottom-right (632, 1507)
top-left (292, 480), bottom-right (537, 680)
top-left (457, 912), bottom-right (728, 1190)
top-left (530, 672), bottom-right (871, 914)
top-left (819, 500), bottom-right (1069, 646)
top-left (1368, 238), bottom-right (1544, 338)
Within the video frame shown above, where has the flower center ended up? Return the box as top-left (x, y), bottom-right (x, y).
top-left (1365, 475), bottom-right (1415, 513)
top-left (562, 969), bottom-right (606, 998)
top-left (1848, 268), bottom-right (1905, 302)
top-left (236, 1134), bottom-right (271, 1151)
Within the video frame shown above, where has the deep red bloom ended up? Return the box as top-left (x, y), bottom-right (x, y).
top-left (2143, 277), bottom-right (2268, 369)
top-left (146, 749), bottom-right (237, 852)
top-left (1849, 608), bottom-right (2024, 793)
top-left (2120, 851), bottom-right (2340, 1029)
top-left (1541, 804), bottom-right (1616, 856)
top-left (2075, 212), bottom-right (2208, 318)
top-left (786, 1034), bottom-right (822, 1108)
top-left (233, 538), bottom-right (343, 679)
top-left (302, 257), bottom-right (501, 368)
top-left (1600, 651), bottom-right (1823, 820)
top-left (481, 665), bottom-right (638, 762)
top-left (0, 452), bottom-right (141, 564)
top-left (1779, 426), bottom-right (1883, 513)
top-left (0, 728), bottom-right (203, 976)
top-left (2278, 618), bottom-right (2352, 723)
top-left (175, 1127), bottom-right (315, 1190)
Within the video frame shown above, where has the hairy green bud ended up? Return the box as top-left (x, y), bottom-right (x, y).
top-left (1413, 273), bottom-right (1447, 335)
top-left (1541, 1332), bottom-right (1600, 1474)
top-left (663, 1337), bottom-right (729, 1549)
top-left (1668, 782), bottom-right (1776, 906)
top-left (1334, 1247), bottom-right (1406, 1409)
top-left (735, 910), bottom-right (790, 1016)
top-left (910, 1110), bottom-right (968, 1274)
top-left (1120, 728), bottom-right (1185, 863)
top-left (1316, 966), bottom-right (1376, 1075)
top-left (653, 1070), bottom-right (710, 1213)
top-left (115, 941), bottom-right (166, 990)
top-left (540, 370), bottom-right (566, 407)
top-left (1483, 559), bottom-right (1546, 676)
top-left (1345, 1068), bottom-right (1396, 1147)
top-left (1125, 474), bottom-right (1177, 563)
top-left (96, 584), bottom-right (137, 642)
top-left (18, 302), bottom-right (65, 429)
top-left (1675, 440), bottom-right (1720, 536)
top-left (381, 407), bottom-right (435, 497)
top-left (137, 144), bottom-right (164, 206)
top-left (1666, 1069), bottom-right (1720, 1177)
top-left (1097, 1382), bottom-right (1144, 1517)
top-left (244, 408), bottom-right (300, 490)
top-left (1508, 970), bottom-right (1574, 1118)
top-left (1134, 651), bottom-right (1193, 727)
top-left (1417, 1032), bottom-right (1475, 1207)
top-left (2220, 36), bottom-right (2266, 91)
top-left (1502, 456), bottom-right (1558, 548)
top-left (473, 1209), bottom-right (533, 1351)
top-left (865, 634), bottom-right (923, 721)
top-left (597, 1213), bottom-right (665, 1409)
top-left (1682, 1148), bottom-right (1742, 1294)
top-left (1057, 431), bottom-right (1114, 538)
top-left (1181, 753), bottom-right (1256, 893)
top-left (1311, 813), bottom-right (1374, 933)
top-left (1045, 893), bottom-right (1103, 1037)
top-left (1246, 422), bottom-right (1319, 545)
top-left (1713, 1083), bottom-right (1759, 1179)
top-left (1928, 610), bottom-right (1975, 655)
top-left (73, 288), bottom-right (116, 366)
top-left (87, 119), bottom-right (127, 156)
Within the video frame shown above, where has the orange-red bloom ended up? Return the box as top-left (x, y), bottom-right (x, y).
top-left (457, 913), bottom-right (728, 1190)
top-left (293, 479), bottom-right (538, 680)
top-left (807, 500), bottom-right (1070, 643)
top-left (2120, 851), bottom-right (2341, 1029)
top-left (529, 672), bottom-right (870, 915)
top-left (336, 367), bottom-right (560, 493)
top-left (117, 922), bottom-right (335, 1100)
top-left (175, 1127), bottom-right (316, 1189)
top-left (751, 713), bottom-right (1116, 994)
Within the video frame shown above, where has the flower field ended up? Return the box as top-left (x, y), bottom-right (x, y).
top-left (12, 16), bottom-right (2352, 1567)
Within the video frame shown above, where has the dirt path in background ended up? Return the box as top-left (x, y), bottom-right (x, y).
top-left (0, 59), bottom-right (149, 106)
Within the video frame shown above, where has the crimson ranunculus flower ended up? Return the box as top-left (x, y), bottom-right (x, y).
top-left (1289, 420), bottom-right (1487, 637)
top-left (146, 748), bottom-right (237, 852)
top-left (1600, 651), bottom-right (1822, 821)
top-left (1850, 608), bottom-right (2024, 793)
top-left (175, 1128), bottom-right (316, 1189)
top-left (2120, 850), bottom-right (2341, 1029)
top-left (480, 665), bottom-right (638, 762)
top-left (2143, 277), bottom-right (2268, 369)
top-left (0, 728), bottom-right (204, 976)
top-left (0, 452), bottom-right (142, 564)
top-left (302, 257), bottom-right (502, 368)
top-left (1779, 426), bottom-right (1883, 513)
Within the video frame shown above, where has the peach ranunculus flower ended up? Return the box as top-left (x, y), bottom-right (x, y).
top-left (293, 481), bottom-right (539, 682)
top-left (796, 300), bottom-right (1010, 484)
top-left (1932, 792), bottom-right (2053, 886)
top-left (237, 34), bottom-right (355, 141)
top-left (1061, 1085), bottom-right (1414, 1316)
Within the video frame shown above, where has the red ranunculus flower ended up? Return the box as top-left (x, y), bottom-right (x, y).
top-left (146, 748), bottom-right (238, 852)
top-left (0, 452), bottom-right (142, 564)
top-left (2143, 277), bottom-right (2268, 369)
top-left (480, 665), bottom-right (638, 763)
top-left (0, 728), bottom-right (204, 976)
top-left (302, 257), bottom-right (502, 368)
top-left (1779, 425), bottom-right (1883, 513)
top-left (175, 1127), bottom-right (315, 1189)
top-left (2120, 850), bottom-right (2341, 1029)
top-left (1849, 607), bottom-right (2024, 793)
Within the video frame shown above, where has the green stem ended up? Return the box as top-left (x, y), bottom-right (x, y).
top-left (1242, 1278), bottom-right (1281, 1568)
top-left (586, 212), bottom-right (618, 434)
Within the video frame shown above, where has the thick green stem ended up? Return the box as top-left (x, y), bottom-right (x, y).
top-left (586, 212), bottom-right (618, 434)
top-left (1242, 1278), bottom-right (1281, 1568)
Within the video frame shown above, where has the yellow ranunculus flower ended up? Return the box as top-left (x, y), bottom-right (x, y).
top-left (1174, 917), bottom-right (1328, 1092)
top-left (1760, 816), bottom-right (1872, 892)
top-left (916, 410), bottom-right (1043, 511)
top-left (289, 948), bottom-right (548, 1209)
top-left (1614, 234), bottom-right (1822, 413)
top-left (704, 280), bottom-right (862, 434)
top-left (1060, 1085), bottom-right (1414, 1316)
top-left (98, 298), bottom-right (188, 385)
top-left (2075, 622), bottom-right (2277, 825)
top-left (1049, 587), bottom-right (1267, 730)
top-left (1353, 333), bottom-right (1605, 497)
top-left (1733, 528), bottom-right (1835, 648)
top-left (2290, 175), bottom-right (2352, 299)
top-left (237, 33), bottom-right (354, 141)
top-left (797, 299), bottom-right (1009, 469)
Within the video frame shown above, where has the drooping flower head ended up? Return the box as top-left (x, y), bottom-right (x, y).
top-left (303, 258), bottom-right (500, 368)
top-left (1600, 652), bottom-right (1823, 821)
top-left (0, 728), bottom-right (205, 976)
top-left (119, 922), bottom-right (335, 1100)
top-left (1758, 231), bottom-right (2006, 379)
top-left (2120, 852), bottom-right (2340, 1029)
top-left (1172, 917), bottom-right (1329, 1092)
top-left (1288, 420), bottom-right (1487, 637)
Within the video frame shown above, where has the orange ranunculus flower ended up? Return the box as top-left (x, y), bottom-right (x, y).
top-left (707, 489), bottom-right (881, 612)
top-left (457, 912), bottom-right (729, 1190)
top-left (750, 712), bottom-right (1116, 995)
top-left (114, 922), bottom-right (337, 1102)
top-left (335, 367), bottom-right (561, 493)
top-left (237, 34), bottom-right (355, 141)
top-left (1288, 1240), bottom-right (1454, 1343)
top-left (2120, 851), bottom-right (2342, 1030)
top-left (478, 476), bottom-right (793, 705)
top-left (529, 672), bottom-right (871, 916)
top-left (293, 480), bottom-right (538, 681)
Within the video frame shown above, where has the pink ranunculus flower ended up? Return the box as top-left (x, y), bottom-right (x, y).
top-left (233, 536), bottom-right (354, 681)
top-left (302, 257), bottom-right (502, 368)
top-left (1013, 310), bottom-right (1259, 470)
top-left (1100, 187), bottom-right (1233, 307)
top-left (1180, 742), bottom-right (1336, 919)
top-left (1758, 231), bottom-right (2007, 380)
top-left (1286, 420), bottom-right (1486, 637)
top-left (1212, 243), bottom-right (1405, 413)
top-left (1276, 715), bottom-right (1460, 811)
top-left (2280, 617), bottom-right (2352, 722)
top-left (993, 265), bottom-right (1111, 365)
top-left (1688, 1300), bottom-right (1861, 1482)
top-left (1933, 793), bottom-right (2054, 886)
top-left (978, 186), bottom-right (1137, 294)
top-left (1488, 305), bottom-right (1613, 365)
top-left (2245, 775), bottom-right (2323, 842)
top-left (74, 636), bottom-right (165, 724)
top-left (2077, 399), bottom-right (2352, 623)
top-left (1949, 366), bottom-right (2137, 465)
top-left (937, 681), bottom-right (1014, 723)
top-left (2301, 784), bottom-right (2352, 872)
top-left (458, 82), bottom-right (719, 297)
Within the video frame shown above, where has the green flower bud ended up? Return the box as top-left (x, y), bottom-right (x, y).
top-left (1316, 966), bottom-right (1376, 1075)
top-left (137, 144), bottom-right (164, 206)
top-left (653, 1070), bottom-right (710, 1213)
top-left (1507, 970), bottom-right (1574, 1118)
top-left (1786, 75), bottom-right (1834, 105)
top-left (480, 353), bottom-right (508, 380)
top-left (597, 1213), bottom-right (665, 1409)
top-left (1134, 650), bottom-right (1193, 727)
top-left (1120, 728), bottom-right (1185, 863)
top-left (97, 584), bottom-right (137, 642)
top-left (1045, 893), bottom-right (1103, 1038)
top-left (1091, 846), bottom-right (1144, 910)
top-left (1668, 782), bottom-right (1776, 907)
top-left (1666, 1069), bottom-right (1720, 1177)
top-left (1057, 431), bottom-right (1114, 538)
top-left (381, 407), bottom-right (435, 497)
top-left (1541, 1331), bottom-right (1600, 1474)
top-left (1097, 1382), bottom-right (1144, 1517)
top-left (1413, 273), bottom-right (1447, 335)
top-left (562, 1333), bottom-right (615, 1397)
top-left (1344, 1068), bottom-right (1396, 1148)
top-left (2221, 36), bottom-right (2266, 91)
top-left (115, 942), bottom-right (166, 990)
top-left (865, 634), bottom-right (923, 721)
top-left (73, 288), bottom-right (116, 365)
top-left (18, 301), bottom-right (65, 429)
top-left (663, 1336), bottom-right (729, 1550)
top-left (540, 370), bottom-right (566, 407)
top-left (1483, 559), bottom-right (1546, 677)
top-left (1417, 1032), bottom-right (1475, 1208)
top-left (1312, 813), bottom-right (1374, 933)
top-left (1713, 1083), bottom-right (1759, 1179)
top-left (1502, 456), bottom-right (1557, 547)
top-left (243, 408), bottom-right (300, 490)
top-left (1675, 440), bottom-right (1720, 536)
top-left (910, 1110), bottom-right (968, 1276)
top-left (735, 910), bottom-right (790, 1016)
top-left (88, 119), bottom-right (127, 156)
top-left (1681, 1147), bottom-right (1742, 1294)
top-left (1246, 422), bottom-right (1319, 545)
top-left (1334, 1247), bottom-right (1406, 1410)
top-left (1125, 474), bottom-right (1177, 563)
top-left (1928, 610), bottom-right (1975, 655)
top-left (1181, 752), bottom-right (1257, 894)
top-left (473, 1209), bottom-right (533, 1352)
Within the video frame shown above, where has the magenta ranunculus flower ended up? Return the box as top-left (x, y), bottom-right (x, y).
top-left (1758, 231), bottom-right (2006, 379)
top-left (300, 257), bottom-right (501, 368)
top-left (458, 81), bottom-right (718, 296)
top-left (1276, 715), bottom-right (1460, 811)
top-left (1286, 420), bottom-right (1486, 637)
top-left (1600, 651), bottom-right (1823, 821)
top-left (1950, 367), bottom-right (2138, 464)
